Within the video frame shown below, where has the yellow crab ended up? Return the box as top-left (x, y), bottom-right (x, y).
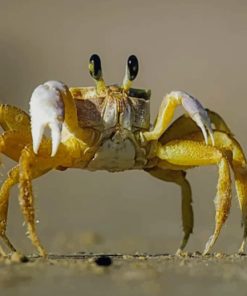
top-left (0, 54), bottom-right (246, 257)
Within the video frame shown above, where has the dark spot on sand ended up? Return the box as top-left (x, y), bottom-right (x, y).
top-left (94, 255), bottom-right (112, 267)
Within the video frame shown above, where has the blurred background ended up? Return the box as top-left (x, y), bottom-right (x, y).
top-left (0, 0), bottom-right (247, 256)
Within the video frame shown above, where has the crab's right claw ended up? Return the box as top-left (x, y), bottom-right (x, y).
top-left (29, 81), bottom-right (66, 157)
top-left (169, 91), bottom-right (214, 145)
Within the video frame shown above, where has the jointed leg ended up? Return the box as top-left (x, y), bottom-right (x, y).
top-left (203, 156), bottom-right (231, 255)
top-left (206, 109), bottom-right (232, 134)
top-left (235, 170), bottom-right (247, 253)
top-left (146, 167), bottom-right (193, 254)
top-left (160, 109), bottom-right (232, 145)
top-left (0, 244), bottom-right (5, 256)
top-left (157, 140), bottom-right (231, 254)
top-left (0, 104), bottom-right (31, 132)
top-left (211, 132), bottom-right (247, 254)
top-left (175, 130), bottom-right (247, 253)
top-left (18, 140), bottom-right (83, 256)
top-left (18, 148), bottom-right (52, 257)
top-left (213, 133), bottom-right (247, 254)
top-left (0, 130), bottom-right (33, 254)
top-left (143, 91), bottom-right (213, 145)
top-left (0, 166), bottom-right (19, 253)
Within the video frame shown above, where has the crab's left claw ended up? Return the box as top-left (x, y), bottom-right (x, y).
top-left (29, 81), bottom-right (65, 157)
top-left (170, 91), bottom-right (214, 145)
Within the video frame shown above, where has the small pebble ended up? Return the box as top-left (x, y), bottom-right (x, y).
top-left (94, 255), bottom-right (112, 267)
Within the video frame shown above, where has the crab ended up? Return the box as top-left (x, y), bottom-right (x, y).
top-left (0, 54), bottom-right (247, 258)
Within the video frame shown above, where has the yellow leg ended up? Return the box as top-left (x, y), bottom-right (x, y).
top-left (143, 95), bottom-right (179, 141)
top-left (143, 91), bottom-right (213, 145)
top-left (183, 131), bottom-right (247, 254)
top-left (157, 140), bottom-right (231, 255)
top-left (206, 109), bottom-right (232, 134)
top-left (146, 167), bottom-right (193, 254)
top-left (0, 245), bottom-right (5, 256)
top-left (209, 132), bottom-right (247, 254)
top-left (235, 170), bottom-right (247, 254)
top-left (18, 148), bottom-right (53, 257)
top-left (0, 130), bottom-right (33, 254)
top-left (0, 104), bottom-right (31, 132)
top-left (18, 139), bottom-right (86, 256)
top-left (160, 109), bottom-right (232, 145)
top-left (0, 166), bottom-right (19, 253)
top-left (0, 130), bottom-right (32, 162)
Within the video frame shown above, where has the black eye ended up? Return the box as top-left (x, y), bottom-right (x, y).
top-left (89, 54), bottom-right (102, 80)
top-left (127, 55), bottom-right (139, 81)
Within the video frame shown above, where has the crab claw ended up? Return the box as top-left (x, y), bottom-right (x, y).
top-left (169, 91), bottom-right (215, 145)
top-left (29, 81), bottom-right (65, 157)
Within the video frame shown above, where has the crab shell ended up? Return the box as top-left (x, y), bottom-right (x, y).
top-left (67, 85), bottom-right (151, 171)
top-left (70, 85), bottom-right (150, 131)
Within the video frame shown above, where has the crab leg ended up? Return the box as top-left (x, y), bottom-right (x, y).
top-left (160, 109), bottom-right (232, 145)
top-left (157, 140), bottom-right (231, 255)
top-left (0, 245), bottom-right (5, 256)
top-left (0, 104), bottom-right (31, 132)
top-left (177, 130), bottom-right (247, 254)
top-left (0, 166), bottom-right (19, 253)
top-left (18, 136), bottom-right (90, 256)
top-left (143, 91), bottom-right (214, 145)
top-left (18, 147), bottom-right (54, 257)
top-left (235, 169), bottom-right (247, 254)
top-left (0, 130), bottom-right (48, 254)
top-left (146, 167), bottom-right (193, 254)
top-left (0, 129), bottom-right (32, 254)
top-left (206, 109), bottom-right (232, 134)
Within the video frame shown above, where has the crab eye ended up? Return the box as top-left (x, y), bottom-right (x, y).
top-left (89, 54), bottom-right (102, 80)
top-left (127, 55), bottom-right (139, 81)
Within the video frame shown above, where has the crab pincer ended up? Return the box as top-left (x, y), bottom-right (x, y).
top-left (143, 90), bottom-right (215, 145)
top-left (29, 80), bottom-right (66, 157)
top-left (172, 91), bottom-right (214, 145)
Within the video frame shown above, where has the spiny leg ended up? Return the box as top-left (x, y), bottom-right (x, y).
top-left (18, 139), bottom-right (86, 256)
top-left (0, 130), bottom-right (33, 254)
top-left (235, 170), bottom-right (247, 254)
top-left (145, 167), bottom-right (193, 254)
top-left (0, 166), bottom-right (19, 253)
top-left (182, 130), bottom-right (247, 254)
top-left (210, 132), bottom-right (247, 254)
top-left (0, 161), bottom-right (53, 255)
top-left (18, 148), bottom-right (53, 257)
top-left (157, 140), bottom-right (231, 255)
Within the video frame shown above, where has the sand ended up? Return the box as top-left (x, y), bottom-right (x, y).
top-left (1, 253), bottom-right (247, 296)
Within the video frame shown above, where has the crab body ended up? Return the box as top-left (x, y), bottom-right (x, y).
top-left (70, 85), bottom-right (150, 171)
top-left (0, 54), bottom-right (247, 258)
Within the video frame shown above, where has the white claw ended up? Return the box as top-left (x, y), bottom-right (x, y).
top-left (29, 81), bottom-right (65, 156)
top-left (171, 91), bottom-right (214, 145)
top-left (193, 113), bottom-right (208, 145)
top-left (49, 121), bottom-right (63, 157)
